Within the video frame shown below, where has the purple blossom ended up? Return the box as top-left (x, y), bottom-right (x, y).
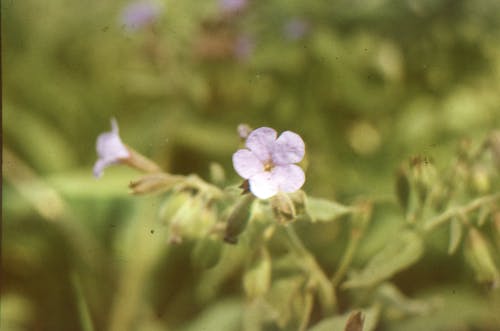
top-left (93, 118), bottom-right (130, 178)
top-left (234, 35), bottom-right (254, 61)
top-left (219, 0), bottom-right (247, 14)
top-left (283, 18), bottom-right (309, 41)
top-left (232, 127), bottom-right (305, 199)
top-left (120, 0), bottom-right (163, 31)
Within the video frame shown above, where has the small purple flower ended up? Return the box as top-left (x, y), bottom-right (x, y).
top-left (120, 0), bottom-right (163, 31)
top-left (219, 0), bottom-right (247, 14)
top-left (234, 35), bottom-right (254, 61)
top-left (283, 18), bottom-right (309, 41)
top-left (232, 127), bottom-right (305, 199)
top-left (93, 118), bottom-right (130, 178)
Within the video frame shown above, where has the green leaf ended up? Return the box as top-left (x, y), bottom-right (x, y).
top-left (243, 248), bottom-right (272, 299)
top-left (306, 196), bottom-right (351, 222)
top-left (191, 237), bottom-right (223, 269)
top-left (343, 230), bottom-right (424, 288)
top-left (447, 217), bottom-right (462, 255)
top-left (465, 228), bottom-right (499, 284)
top-left (181, 299), bottom-right (242, 331)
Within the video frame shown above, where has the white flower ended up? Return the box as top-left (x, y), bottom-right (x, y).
top-left (93, 118), bottom-right (130, 178)
top-left (232, 127), bottom-right (305, 199)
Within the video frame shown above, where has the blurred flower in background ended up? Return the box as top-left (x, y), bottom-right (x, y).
top-left (219, 0), bottom-right (247, 14)
top-left (120, 0), bottom-right (164, 31)
top-left (233, 34), bottom-right (254, 61)
top-left (283, 18), bottom-right (309, 41)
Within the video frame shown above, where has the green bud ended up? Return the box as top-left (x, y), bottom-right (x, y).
top-left (465, 228), bottom-right (499, 286)
top-left (224, 194), bottom-right (255, 244)
top-left (271, 193), bottom-right (296, 224)
top-left (395, 166), bottom-right (411, 213)
top-left (209, 162), bottom-right (226, 186)
top-left (410, 155), bottom-right (436, 204)
top-left (129, 173), bottom-right (184, 195)
top-left (243, 248), bottom-right (271, 299)
top-left (191, 237), bottom-right (223, 269)
top-left (158, 191), bottom-right (192, 224)
top-left (471, 166), bottom-right (490, 193)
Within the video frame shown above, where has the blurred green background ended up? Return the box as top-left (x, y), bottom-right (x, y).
top-left (2, 0), bottom-right (500, 330)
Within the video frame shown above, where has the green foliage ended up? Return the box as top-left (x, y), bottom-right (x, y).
top-left (3, 0), bottom-right (500, 330)
top-left (343, 230), bottom-right (424, 289)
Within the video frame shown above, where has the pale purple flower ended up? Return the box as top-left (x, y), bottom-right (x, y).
top-left (283, 19), bottom-right (309, 41)
top-left (121, 0), bottom-right (163, 31)
top-left (232, 127), bottom-right (305, 199)
top-left (220, 0), bottom-right (247, 14)
top-left (234, 35), bottom-right (254, 61)
top-left (93, 118), bottom-right (130, 178)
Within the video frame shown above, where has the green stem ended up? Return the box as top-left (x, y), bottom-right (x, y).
top-left (331, 229), bottom-right (362, 286)
top-left (298, 284), bottom-right (314, 331)
top-left (71, 271), bottom-right (95, 331)
top-left (284, 225), bottom-right (336, 312)
top-left (424, 193), bottom-right (500, 232)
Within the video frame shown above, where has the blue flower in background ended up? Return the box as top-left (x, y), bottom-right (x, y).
top-left (219, 0), bottom-right (247, 14)
top-left (234, 35), bottom-right (254, 61)
top-left (120, 0), bottom-right (164, 31)
top-left (283, 18), bottom-right (309, 41)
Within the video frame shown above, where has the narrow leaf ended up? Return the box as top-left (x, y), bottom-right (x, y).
top-left (343, 230), bottom-right (424, 288)
top-left (447, 217), bottom-right (462, 255)
top-left (306, 196), bottom-right (351, 222)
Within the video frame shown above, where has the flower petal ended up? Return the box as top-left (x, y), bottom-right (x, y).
top-left (249, 172), bottom-right (279, 199)
top-left (94, 119), bottom-right (130, 178)
top-left (96, 120), bottom-right (130, 160)
top-left (245, 127), bottom-right (277, 162)
top-left (232, 149), bottom-right (264, 179)
top-left (272, 131), bottom-right (305, 165)
top-left (271, 164), bottom-right (305, 193)
top-left (93, 158), bottom-right (114, 178)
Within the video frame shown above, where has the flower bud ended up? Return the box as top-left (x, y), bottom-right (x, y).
top-left (224, 194), bottom-right (255, 244)
top-left (471, 166), bottom-right (490, 193)
top-left (271, 193), bottom-right (296, 223)
top-left (344, 311), bottom-right (364, 331)
top-left (191, 237), bottom-right (223, 269)
top-left (465, 228), bottom-right (499, 286)
top-left (209, 162), bottom-right (226, 186)
top-left (410, 155), bottom-right (436, 204)
top-left (158, 191), bottom-right (192, 224)
top-left (395, 166), bottom-right (411, 213)
top-left (237, 123), bottom-right (252, 140)
top-left (129, 173), bottom-right (184, 195)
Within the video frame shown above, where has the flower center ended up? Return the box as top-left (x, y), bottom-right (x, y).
top-left (264, 161), bottom-right (274, 172)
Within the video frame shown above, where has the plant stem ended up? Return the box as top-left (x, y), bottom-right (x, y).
top-left (298, 284), bottom-right (314, 331)
top-left (71, 271), bottom-right (95, 331)
top-left (284, 225), bottom-right (336, 312)
top-left (424, 192), bottom-right (500, 232)
top-left (331, 228), bottom-right (362, 286)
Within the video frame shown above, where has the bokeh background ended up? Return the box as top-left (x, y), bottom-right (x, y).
top-left (2, 0), bottom-right (500, 330)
